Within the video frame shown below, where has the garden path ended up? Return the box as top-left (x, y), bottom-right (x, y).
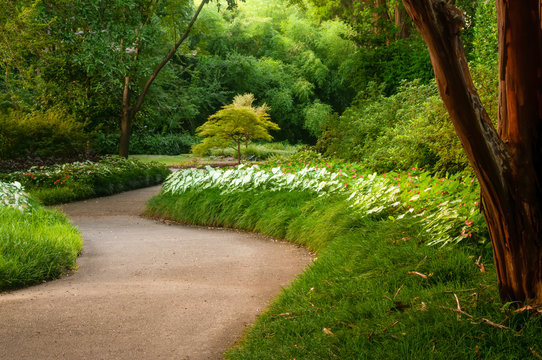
top-left (0, 185), bottom-right (312, 359)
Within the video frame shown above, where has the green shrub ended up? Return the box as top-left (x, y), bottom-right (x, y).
top-left (303, 101), bottom-right (333, 137)
top-left (0, 108), bottom-right (89, 159)
top-left (93, 133), bottom-right (199, 155)
top-left (317, 80), bottom-right (475, 175)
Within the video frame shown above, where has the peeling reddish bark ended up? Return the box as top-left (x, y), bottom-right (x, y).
top-left (402, 0), bottom-right (542, 304)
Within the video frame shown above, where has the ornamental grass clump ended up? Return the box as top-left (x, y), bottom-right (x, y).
top-left (0, 181), bottom-right (82, 290)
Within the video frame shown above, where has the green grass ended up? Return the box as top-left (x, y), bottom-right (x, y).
top-left (209, 142), bottom-right (301, 160)
top-left (0, 206), bottom-right (82, 290)
top-left (145, 189), bottom-right (542, 359)
top-left (130, 154), bottom-right (195, 166)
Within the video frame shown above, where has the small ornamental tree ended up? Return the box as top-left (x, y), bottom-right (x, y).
top-left (192, 94), bottom-right (280, 163)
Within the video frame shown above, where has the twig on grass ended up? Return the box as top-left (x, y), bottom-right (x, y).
top-left (408, 271), bottom-right (428, 279)
top-left (382, 320), bottom-right (399, 332)
top-left (277, 312), bottom-right (293, 317)
top-left (530, 347), bottom-right (542, 360)
top-left (393, 284), bottom-right (404, 300)
top-left (481, 318), bottom-right (511, 330)
top-left (415, 256), bottom-right (428, 270)
top-left (368, 321), bottom-right (399, 341)
top-left (439, 306), bottom-right (473, 319)
top-left (454, 293), bottom-right (462, 320)
top-left (475, 255), bottom-right (486, 272)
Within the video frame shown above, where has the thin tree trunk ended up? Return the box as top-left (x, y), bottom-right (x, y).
top-left (119, 75), bottom-right (133, 158)
top-left (394, 4), bottom-right (411, 39)
top-left (373, 0), bottom-right (391, 35)
top-left (237, 141), bottom-right (241, 164)
top-left (402, 0), bottom-right (542, 304)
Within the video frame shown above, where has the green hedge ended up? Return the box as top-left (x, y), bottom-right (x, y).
top-left (0, 108), bottom-right (88, 159)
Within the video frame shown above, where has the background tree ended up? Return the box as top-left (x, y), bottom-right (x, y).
top-left (402, 0), bottom-right (542, 304)
top-left (192, 93), bottom-right (279, 163)
top-left (117, 0), bottom-right (241, 157)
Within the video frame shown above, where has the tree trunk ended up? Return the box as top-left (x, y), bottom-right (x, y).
top-left (402, 0), bottom-right (542, 304)
top-left (394, 4), bottom-right (411, 39)
top-left (119, 75), bottom-right (133, 158)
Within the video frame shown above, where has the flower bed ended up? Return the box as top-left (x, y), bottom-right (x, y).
top-left (0, 156), bottom-right (171, 205)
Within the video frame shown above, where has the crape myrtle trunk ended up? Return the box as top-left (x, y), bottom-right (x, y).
top-left (402, 0), bottom-right (542, 304)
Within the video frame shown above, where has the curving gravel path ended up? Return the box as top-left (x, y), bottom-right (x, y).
top-left (0, 185), bottom-right (312, 359)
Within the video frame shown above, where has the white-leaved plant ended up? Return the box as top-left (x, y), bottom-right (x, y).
top-left (162, 165), bottom-right (344, 195)
top-left (0, 181), bottom-right (35, 212)
top-left (347, 173), bottom-right (401, 216)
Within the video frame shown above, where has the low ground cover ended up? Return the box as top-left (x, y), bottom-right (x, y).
top-left (0, 182), bottom-right (82, 290)
top-left (145, 157), bottom-right (541, 359)
top-left (0, 156), bottom-right (171, 205)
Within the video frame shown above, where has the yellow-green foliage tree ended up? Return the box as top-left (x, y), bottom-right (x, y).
top-left (192, 94), bottom-right (280, 163)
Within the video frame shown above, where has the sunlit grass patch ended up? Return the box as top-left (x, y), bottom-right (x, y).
top-left (0, 206), bottom-right (82, 290)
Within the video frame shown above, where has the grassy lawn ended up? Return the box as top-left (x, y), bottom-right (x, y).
top-left (131, 142), bottom-right (301, 167)
top-left (130, 154), bottom-right (236, 167)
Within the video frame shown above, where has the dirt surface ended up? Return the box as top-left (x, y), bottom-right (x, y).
top-left (0, 186), bottom-right (312, 359)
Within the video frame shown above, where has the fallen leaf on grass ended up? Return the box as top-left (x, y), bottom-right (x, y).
top-left (323, 328), bottom-right (335, 336)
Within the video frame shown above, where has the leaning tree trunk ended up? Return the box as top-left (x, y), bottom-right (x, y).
top-left (402, 0), bottom-right (542, 304)
top-left (117, 0), bottom-right (207, 158)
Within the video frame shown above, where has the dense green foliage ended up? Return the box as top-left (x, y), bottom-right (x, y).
top-left (145, 165), bottom-right (540, 359)
top-left (0, 0), bottom-right (498, 170)
top-left (0, 182), bottom-right (82, 290)
top-left (0, 156), bottom-right (170, 205)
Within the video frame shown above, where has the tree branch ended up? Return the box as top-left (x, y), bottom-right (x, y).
top-left (133, 0), bottom-right (207, 115)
